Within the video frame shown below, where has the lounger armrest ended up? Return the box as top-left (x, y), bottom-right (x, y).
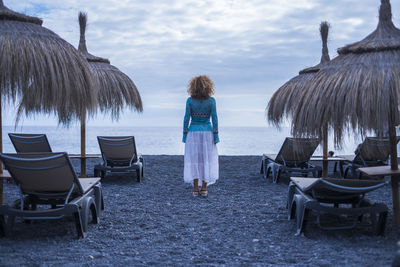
top-left (78, 178), bottom-right (101, 194)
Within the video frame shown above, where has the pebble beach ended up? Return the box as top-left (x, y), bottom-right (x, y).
top-left (0, 155), bottom-right (398, 266)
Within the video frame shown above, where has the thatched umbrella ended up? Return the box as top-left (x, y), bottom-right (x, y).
top-left (77, 12), bottom-right (143, 176)
top-left (290, 0), bottom-right (400, 223)
top-left (0, 2), bottom-right (97, 167)
top-left (268, 22), bottom-right (330, 177)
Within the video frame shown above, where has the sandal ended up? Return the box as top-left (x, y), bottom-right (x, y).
top-left (200, 189), bottom-right (208, 197)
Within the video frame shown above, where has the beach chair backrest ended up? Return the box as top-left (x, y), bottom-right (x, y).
top-left (310, 178), bottom-right (387, 202)
top-left (97, 136), bottom-right (137, 163)
top-left (8, 133), bottom-right (52, 153)
top-left (354, 137), bottom-right (399, 164)
top-left (275, 137), bottom-right (319, 164)
top-left (0, 152), bottom-right (83, 194)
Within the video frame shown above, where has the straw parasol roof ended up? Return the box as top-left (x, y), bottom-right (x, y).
top-left (291, 0), bottom-right (400, 145)
top-left (287, 0), bottom-right (400, 224)
top-left (267, 22), bottom-right (331, 176)
top-left (267, 22), bottom-right (330, 128)
top-left (0, 0), bottom-right (97, 124)
top-left (78, 12), bottom-right (142, 119)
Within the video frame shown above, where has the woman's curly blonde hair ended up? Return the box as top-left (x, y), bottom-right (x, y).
top-left (187, 75), bottom-right (214, 99)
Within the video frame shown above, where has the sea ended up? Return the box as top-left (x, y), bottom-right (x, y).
top-left (2, 125), bottom-right (364, 156)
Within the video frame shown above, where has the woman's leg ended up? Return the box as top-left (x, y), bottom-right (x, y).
top-left (200, 181), bottom-right (208, 196)
top-left (193, 179), bottom-right (199, 196)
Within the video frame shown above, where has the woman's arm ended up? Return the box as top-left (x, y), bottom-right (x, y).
top-left (182, 98), bottom-right (191, 142)
top-left (211, 98), bottom-right (219, 143)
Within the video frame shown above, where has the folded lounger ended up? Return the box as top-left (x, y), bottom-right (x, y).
top-left (94, 136), bottom-right (143, 182)
top-left (343, 137), bottom-right (400, 179)
top-left (0, 152), bottom-right (103, 238)
top-left (260, 137), bottom-right (320, 183)
top-left (8, 133), bottom-right (52, 153)
top-left (287, 177), bottom-right (388, 235)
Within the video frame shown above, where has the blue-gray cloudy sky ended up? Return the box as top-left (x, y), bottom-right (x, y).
top-left (4, 0), bottom-right (399, 127)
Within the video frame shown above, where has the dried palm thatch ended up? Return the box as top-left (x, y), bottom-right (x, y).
top-left (267, 22), bottom-right (330, 127)
top-left (0, 1), bottom-right (97, 124)
top-left (267, 22), bottom-right (331, 177)
top-left (289, 0), bottom-right (400, 224)
top-left (76, 12), bottom-right (142, 177)
top-left (291, 0), bottom-right (400, 146)
top-left (78, 12), bottom-right (142, 119)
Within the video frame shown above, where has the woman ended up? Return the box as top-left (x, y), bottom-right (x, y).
top-left (183, 75), bottom-right (219, 197)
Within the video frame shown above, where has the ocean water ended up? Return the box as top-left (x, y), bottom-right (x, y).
top-left (2, 125), bottom-right (363, 155)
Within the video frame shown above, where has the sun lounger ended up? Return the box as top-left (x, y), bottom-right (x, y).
top-left (343, 137), bottom-right (400, 179)
top-left (287, 177), bottom-right (388, 235)
top-left (8, 133), bottom-right (52, 153)
top-left (0, 152), bottom-right (103, 238)
top-left (94, 136), bottom-right (143, 182)
top-left (260, 138), bottom-right (320, 183)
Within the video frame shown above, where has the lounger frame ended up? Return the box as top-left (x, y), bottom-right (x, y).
top-left (94, 136), bottom-right (143, 182)
top-left (287, 177), bottom-right (388, 235)
top-left (260, 138), bottom-right (320, 183)
top-left (343, 137), bottom-right (400, 179)
top-left (0, 152), bottom-right (103, 238)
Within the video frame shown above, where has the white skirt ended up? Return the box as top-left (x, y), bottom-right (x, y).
top-left (184, 131), bottom-right (219, 186)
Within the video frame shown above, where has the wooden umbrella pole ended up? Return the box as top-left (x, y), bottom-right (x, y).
top-left (80, 114), bottom-right (86, 177)
top-left (0, 98), bottom-right (3, 205)
top-left (322, 125), bottom-right (328, 178)
top-left (389, 122), bottom-right (400, 224)
top-left (0, 97), bottom-right (2, 173)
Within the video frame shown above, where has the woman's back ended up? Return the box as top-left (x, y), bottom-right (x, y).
top-left (187, 97), bottom-right (215, 122)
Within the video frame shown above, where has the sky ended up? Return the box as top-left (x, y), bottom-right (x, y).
top-left (3, 0), bottom-right (400, 128)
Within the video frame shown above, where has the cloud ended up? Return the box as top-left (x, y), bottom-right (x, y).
top-left (5, 0), bottom-right (400, 127)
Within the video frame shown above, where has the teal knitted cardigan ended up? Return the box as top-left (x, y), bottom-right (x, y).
top-left (182, 97), bottom-right (219, 143)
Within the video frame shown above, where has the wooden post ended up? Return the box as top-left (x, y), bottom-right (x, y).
top-left (80, 115), bottom-right (86, 178)
top-left (389, 122), bottom-right (400, 224)
top-left (0, 98), bottom-right (3, 204)
top-left (322, 125), bottom-right (328, 178)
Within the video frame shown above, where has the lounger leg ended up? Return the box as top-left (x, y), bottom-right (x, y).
top-left (339, 161), bottom-right (344, 177)
top-left (374, 211), bottom-right (388, 236)
top-left (6, 215), bottom-right (15, 234)
top-left (0, 215), bottom-right (5, 237)
top-left (260, 160), bottom-right (264, 175)
top-left (263, 160), bottom-right (268, 179)
top-left (264, 166), bottom-right (270, 180)
top-left (94, 165), bottom-right (106, 179)
top-left (94, 185), bottom-right (104, 213)
top-left (293, 195), bottom-right (308, 235)
top-left (74, 211), bottom-right (85, 239)
top-left (287, 182), bottom-right (296, 211)
top-left (296, 206), bottom-right (308, 236)
top-left (136, 167), bottom-right (142, 183)
top-left (272, 167), bottom-right (277, 183)
top-left (82, 197), bottom-right (97, 232)
top-left (343, 167), bottom-right (349, 178)
top-left (90, 202), bottom-right (98, 225)
top-left (313, 168), bottom-right (321, 178)
top-left (351, 166), bottom-right (358, 179)
top-left (272, 166), bottom-right (280, 183)
top-left (289, 200), bottom-right (296, 220)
